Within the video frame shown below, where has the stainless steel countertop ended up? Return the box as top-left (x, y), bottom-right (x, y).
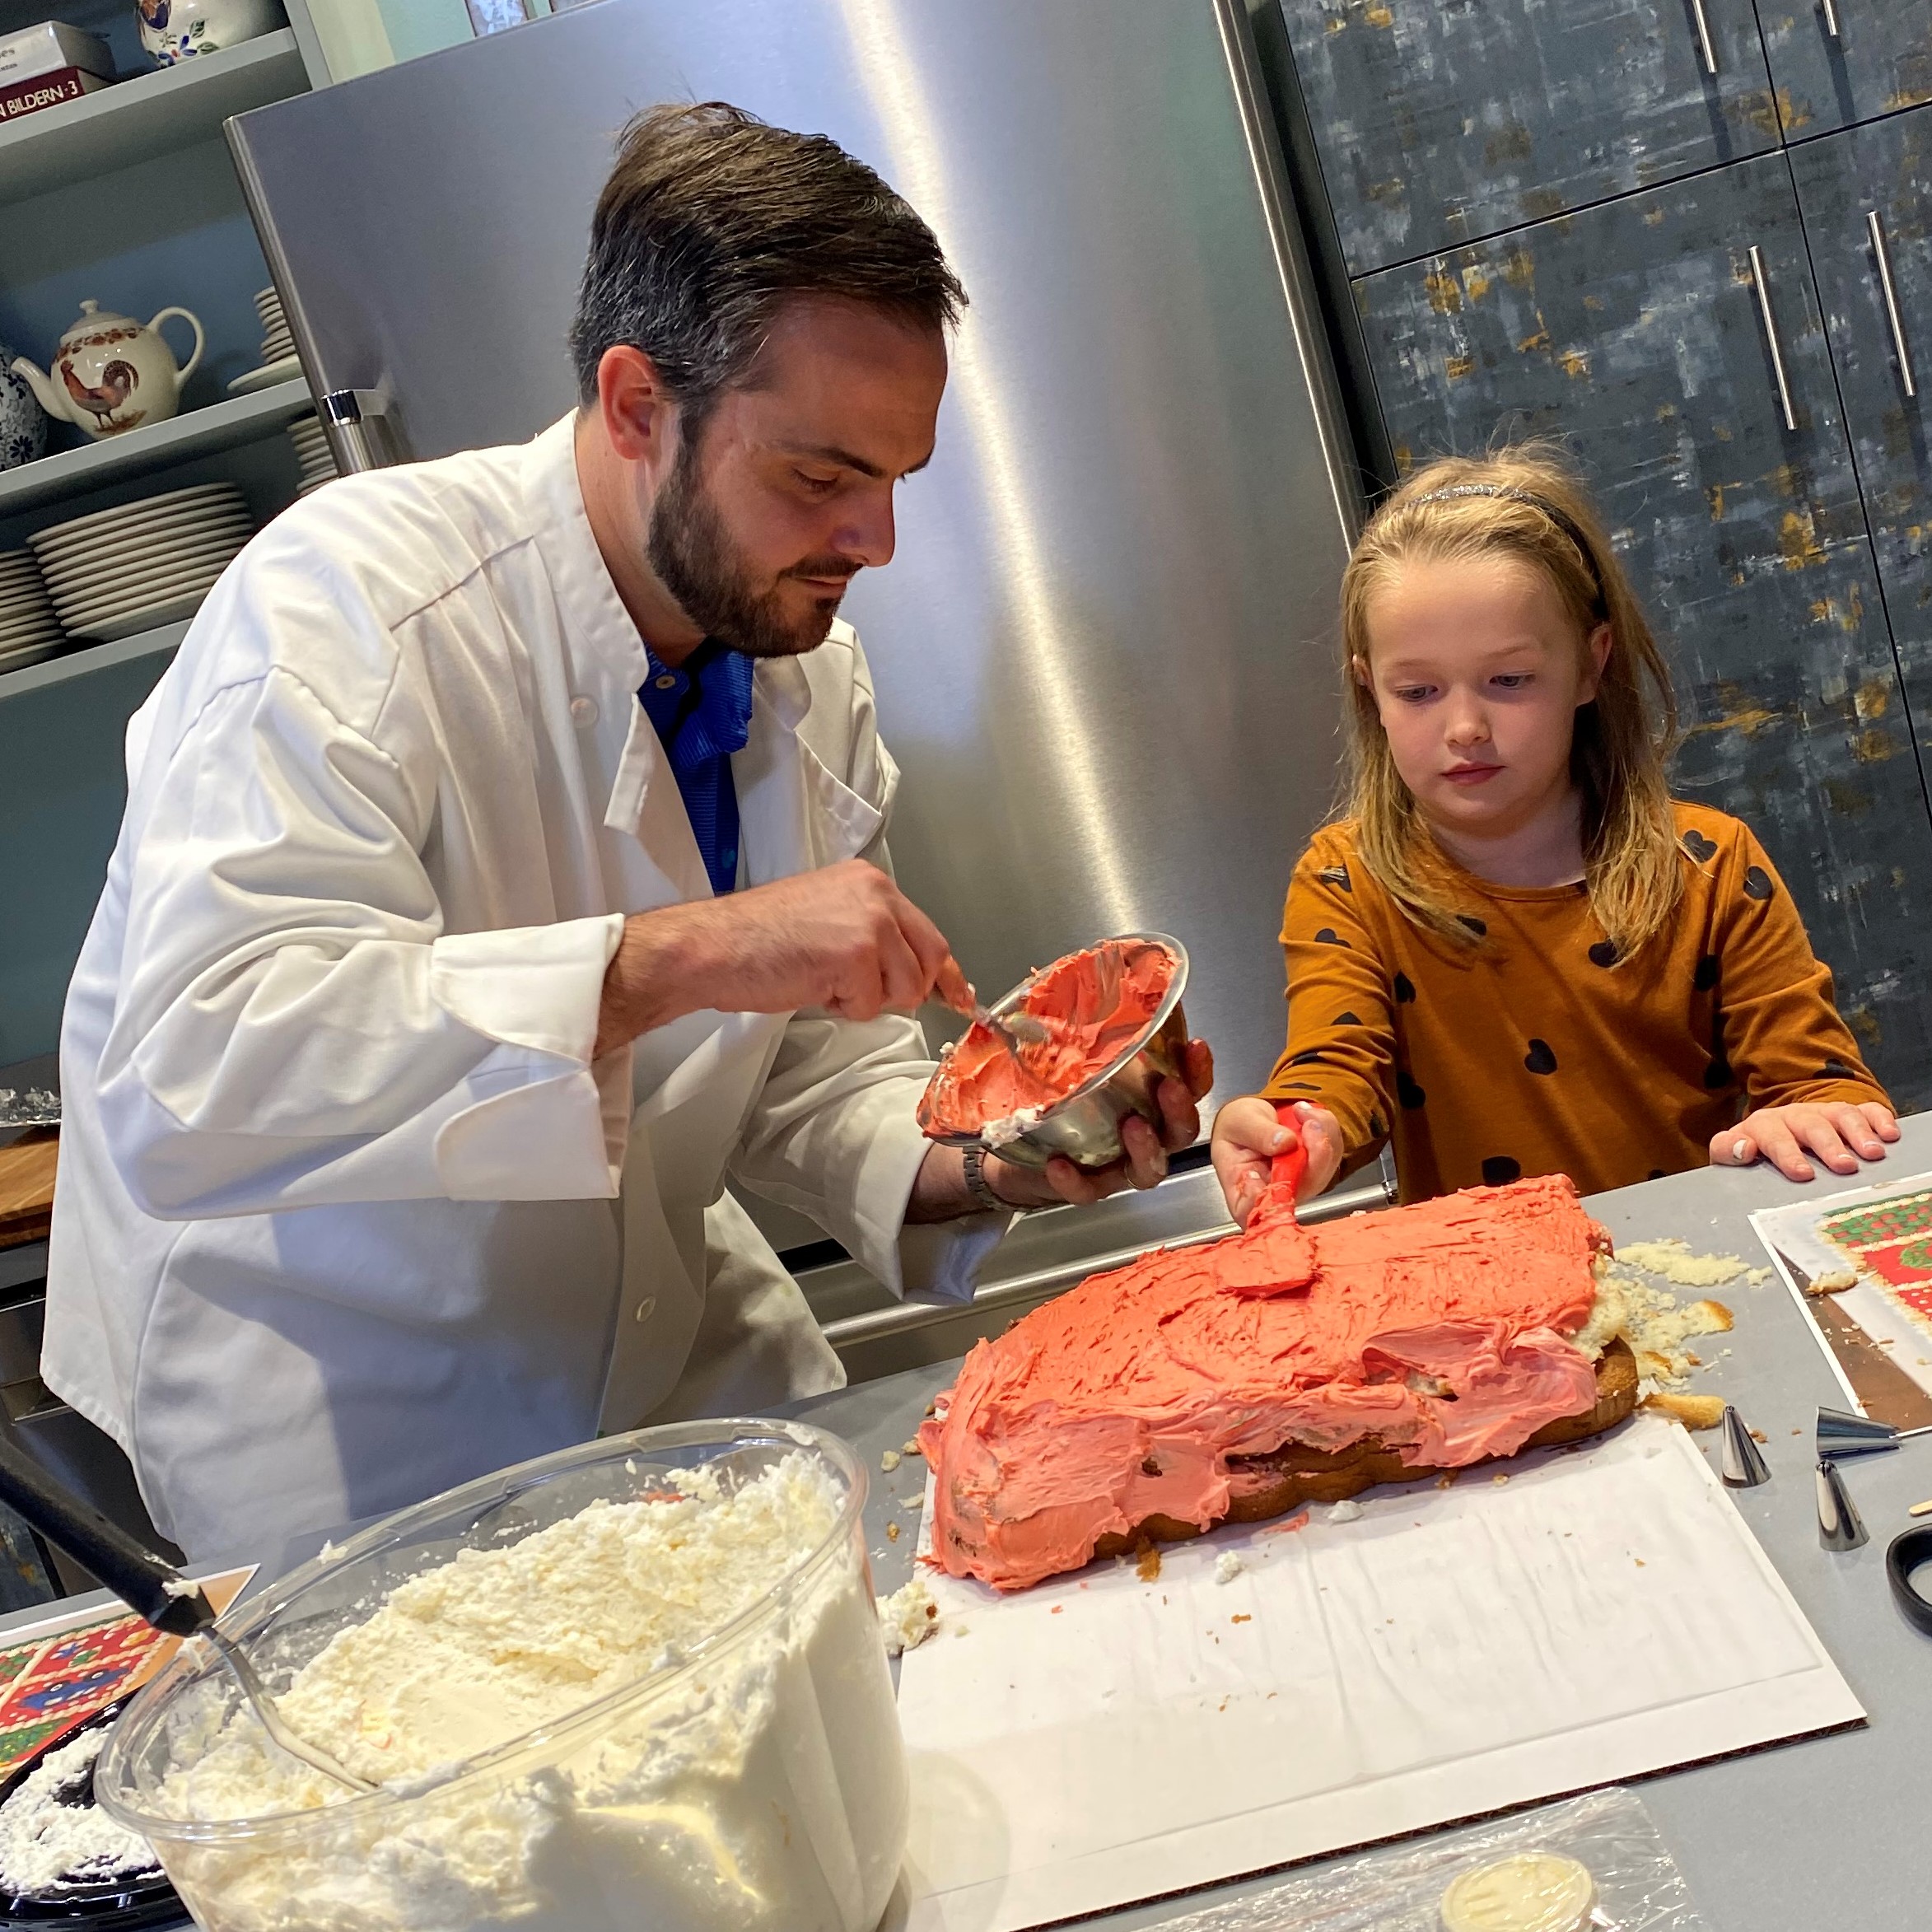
top-left (9, 1131), bottom-right (1925, 1925)
top-left (800, 1117), bottom-right (1932, 1930)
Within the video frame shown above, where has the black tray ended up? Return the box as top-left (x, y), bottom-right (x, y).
top-left (0, 1698), bottom-right (184, 1928)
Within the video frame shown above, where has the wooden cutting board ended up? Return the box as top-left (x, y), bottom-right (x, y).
top-left (0, 1131), bottom-right (57, 1250)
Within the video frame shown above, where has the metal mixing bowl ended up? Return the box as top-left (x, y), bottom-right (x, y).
top-left (921, 931), bottom-right (1189, 1171)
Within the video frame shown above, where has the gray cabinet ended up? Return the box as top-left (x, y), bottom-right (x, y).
top-left (1356, 153), bottom-right (1932, 1091)
top-left (1757, 0), bottom-right (1932, 138)
top-left (1276, 0), bottom-right (1781, 275)
top-left (1791, 104), bottom-right (1932, 742)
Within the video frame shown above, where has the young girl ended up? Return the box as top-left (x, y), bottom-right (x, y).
top-left (1212, 446), bottom-right (1899, 1222)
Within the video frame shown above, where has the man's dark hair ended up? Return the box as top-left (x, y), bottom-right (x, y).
top-left (569, 101), bottom-right (966, 419)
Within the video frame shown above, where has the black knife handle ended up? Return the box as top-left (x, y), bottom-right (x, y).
top-left (0, 1433), bottom-right (212, 1636)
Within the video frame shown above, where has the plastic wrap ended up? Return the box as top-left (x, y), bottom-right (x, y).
top-left (1151, 1788), bottom-right (1708, 1931)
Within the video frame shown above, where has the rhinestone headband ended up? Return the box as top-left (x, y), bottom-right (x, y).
top-left (1405, 483), bottom-right (1608, 614)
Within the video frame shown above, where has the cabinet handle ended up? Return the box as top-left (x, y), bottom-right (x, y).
top-left (1688, 0), bottom-right (1720, 75)
top-left (1820, 0), bottom-right (1841, 38)
top-left (1748, 244), bottom-right (1798, 432)
top-left (1866, 209), bottom-right (1919, 399)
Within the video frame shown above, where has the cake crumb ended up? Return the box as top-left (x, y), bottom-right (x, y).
top-left (1214, 1551), bottom-right (1246, 1584)
top-left (1051, 1603), bottom-right (1064, 1612)
top-left (885, 1521), bottom-right (900, 1542)
top-left (880, 1450), bottom-right (900, 1473)
top-left (1615, 1238), bottom-right (1749, 1286)
top-left (879, 1575), bottom-right (938, 1656)
top-left (1435, 1472), bottom-right (1455, 1489)
top-left (1642, 1390), bottom-right (1725, 1429)
top-left (1231, 1613), bottom-right (1252, 1625)
top-left (1135, 1539), bottom-right (1162, 1583)
top-left (1808, 1264), bottom-right (1859, 1294)
top-left (1327, 1499), bottom-right (1365, 1524)
top-left (903, 1440), bottom-right (922, 1458)
top-left (1491, 1472), bottom-right (1510, 1485)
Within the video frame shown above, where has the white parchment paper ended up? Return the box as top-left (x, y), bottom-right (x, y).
top-left (893, 1417), bottom-right (1859, 1932)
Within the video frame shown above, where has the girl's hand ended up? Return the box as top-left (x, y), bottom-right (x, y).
top-left (1710, 1100), bottom-right (1899, 1183)
top-left (1211, 1096), bottom-right (1343, 1226)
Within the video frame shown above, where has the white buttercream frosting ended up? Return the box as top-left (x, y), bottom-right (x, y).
top-left (143, 1452), bottom-right (907, 1932)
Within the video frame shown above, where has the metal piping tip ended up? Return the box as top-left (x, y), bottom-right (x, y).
top-left (1720, 1405), bottom-right (1770, 1487)
top-left (1818, 1404), bottom-right (1932, 1459)
top-left (1817, 1458), bottom-right (1868, 1552)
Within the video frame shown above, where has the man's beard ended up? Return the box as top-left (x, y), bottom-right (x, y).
top-left (646, 440), bottom-right (856, 659)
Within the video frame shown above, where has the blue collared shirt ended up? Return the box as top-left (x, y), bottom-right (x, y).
top-left (638, 640), bottom-right (757, 897)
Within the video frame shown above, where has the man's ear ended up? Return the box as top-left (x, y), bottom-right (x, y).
top-left (596, 345), bottom-right (675, 466)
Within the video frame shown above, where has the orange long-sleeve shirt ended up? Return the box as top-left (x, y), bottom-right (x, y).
top-left (1260, 803), bottom-right (1889, 1202)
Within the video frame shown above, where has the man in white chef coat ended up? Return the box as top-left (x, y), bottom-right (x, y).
top-left (41, 103), bottom-right (1210, 1557)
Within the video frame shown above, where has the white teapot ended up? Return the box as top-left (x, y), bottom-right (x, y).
top-left (10, 300), bottom-right (204, 441)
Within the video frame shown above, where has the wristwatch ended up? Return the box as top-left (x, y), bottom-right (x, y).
top-left (961, 1144), bottom-right (1013, 1215)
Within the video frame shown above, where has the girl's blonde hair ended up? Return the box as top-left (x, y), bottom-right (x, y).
top-left (1340, 444), bottom-right (1682, 963)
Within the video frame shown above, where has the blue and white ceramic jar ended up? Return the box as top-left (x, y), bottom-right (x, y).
top-left (0, 351), bottom-right (49, 472)
top-left (136, 0), bottom-right (282, 66)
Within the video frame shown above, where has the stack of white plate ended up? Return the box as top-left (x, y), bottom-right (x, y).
top-left (287, 414), bottom-right (338, 497)
top-left (0, 548), bottom-right (63, 673)
top-left (29, 484), bottom-right (254, 644)
top-left (255, 286), bottom-right (294, 365)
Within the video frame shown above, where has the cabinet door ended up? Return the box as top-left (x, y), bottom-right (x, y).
top-left (1792, 106), bottom-right (1932, 743)
top-left (1757, 0), bottom-right (1932, 138)
top-left (1273, 0), bottom-right (1781, 277)
top-left (1355, 152), bottom-right (1932, 1104)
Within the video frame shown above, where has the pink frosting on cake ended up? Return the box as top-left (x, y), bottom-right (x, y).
top-left (921, 1169), bottom-right (1608, 1591)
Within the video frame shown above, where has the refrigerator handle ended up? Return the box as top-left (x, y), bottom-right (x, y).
top-left (320, 387), bottom-right (405, 473)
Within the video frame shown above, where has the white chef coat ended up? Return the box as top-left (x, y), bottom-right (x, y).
top-left (41, 414), bottom-right (1004, 1558)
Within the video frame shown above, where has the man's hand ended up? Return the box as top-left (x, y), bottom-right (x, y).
top-left (1211, 1095), bottom-right (1342, 1227)
top-left (596, 858), bottom-right (952, 1055)
top-left (1710, 1099), bottom-right (1898, 1184)
top-left (908, 1039), bottom-right (1216, 1220)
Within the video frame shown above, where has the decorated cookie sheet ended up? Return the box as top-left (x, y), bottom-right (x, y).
top-left (889, 1419), bottom-right (1859, 1932)
top-left (1750, 1170), bottom-right (1932, 1427)
top-left (0, 1566), bottom-right (254, 1780)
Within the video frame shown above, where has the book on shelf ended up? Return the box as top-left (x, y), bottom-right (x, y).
top-left (0, 21), bottom-right (114, 86)
top-left (0, 66), bottom-right (113, 124)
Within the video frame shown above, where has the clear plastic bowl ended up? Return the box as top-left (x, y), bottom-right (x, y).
top-left (95, 1418), bottom-right (907, 1932)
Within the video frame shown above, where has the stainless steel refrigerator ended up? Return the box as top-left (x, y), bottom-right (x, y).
top-left (227, 0), bottom-right (1375, 1350)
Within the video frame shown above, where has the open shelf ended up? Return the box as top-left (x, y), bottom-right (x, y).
top-left (0, 30), bottom-right (307, 203)
top-left (0, 380), bottom-right (312, 519)
top-left (0, 618), bottom-right (189, 703)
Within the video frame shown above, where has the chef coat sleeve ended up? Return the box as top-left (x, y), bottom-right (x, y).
top-left (94, 651), bottom-right (627, 1219)
top-left (726, 687), bottom-right (1006, 1303)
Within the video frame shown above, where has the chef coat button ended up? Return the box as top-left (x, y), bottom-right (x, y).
top-left (654, 673), bottom-right (678, 691)
top-left (633, 1295), bottom-right (657, 1325)
top-left (569, 695), bottom-right (599, 726)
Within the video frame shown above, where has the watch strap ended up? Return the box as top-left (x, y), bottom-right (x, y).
top-left (961, 1144), bottom-right (1010, 1215)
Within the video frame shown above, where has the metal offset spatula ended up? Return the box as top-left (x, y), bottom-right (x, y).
top-left (0, 1435), bottom-right (374, 1794)
top-left (931, 955), bottom-right (1048, 1057)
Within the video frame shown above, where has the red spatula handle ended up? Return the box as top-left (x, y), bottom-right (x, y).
top-left (1269, 1102), bottom-right (1309, 1200)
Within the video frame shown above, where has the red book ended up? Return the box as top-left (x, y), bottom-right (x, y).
top-left (0, 66), bottom-right (110, 123)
